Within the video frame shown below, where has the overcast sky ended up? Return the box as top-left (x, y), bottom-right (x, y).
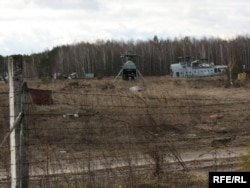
top-left (1, 0), bottom-right (250, 56)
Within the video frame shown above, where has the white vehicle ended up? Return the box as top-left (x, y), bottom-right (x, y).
top-left (170, 57), bottom-right (227, 78)
top-left (0, 72), bottom-right (8, 82)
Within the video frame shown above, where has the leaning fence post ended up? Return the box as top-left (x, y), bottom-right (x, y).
top-left (20, 82), bottom-right (29, 188)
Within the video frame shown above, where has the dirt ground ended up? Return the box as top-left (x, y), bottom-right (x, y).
top-left (29, 75), bottom-right (250, 168)
top-left (1, 75), bottom-right (250, 187)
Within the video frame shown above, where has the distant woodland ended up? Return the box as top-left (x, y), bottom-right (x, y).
top-left (1, 35), bottom-right (250, 78)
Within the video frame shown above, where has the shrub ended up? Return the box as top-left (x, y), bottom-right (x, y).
top-left (240, 146), bottom-right (250, 170)
top-left (41, 75), bottom-right (50, 84)
top-left (173, 79), bottom-right (182, 87)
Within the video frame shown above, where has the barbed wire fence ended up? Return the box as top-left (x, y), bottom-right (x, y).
top-left (1, 60), bottom-right (250, 187)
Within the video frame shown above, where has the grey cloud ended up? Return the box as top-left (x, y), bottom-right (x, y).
top-left (32, 0), bottom-right (100, 10)
top-left (1, 0), bottom-right (250, 56)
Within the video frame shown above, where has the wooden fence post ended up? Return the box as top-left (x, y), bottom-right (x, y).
top-left (8, 55), bottom-right (29, 188)
top-left (20, 82), bottom-right (29, 188)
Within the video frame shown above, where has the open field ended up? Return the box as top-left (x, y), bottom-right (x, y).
top-left (1, 75), bottom-right (250, 187)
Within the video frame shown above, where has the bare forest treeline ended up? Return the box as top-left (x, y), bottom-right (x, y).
top-left (6, 35), bottom-right (250, 78)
